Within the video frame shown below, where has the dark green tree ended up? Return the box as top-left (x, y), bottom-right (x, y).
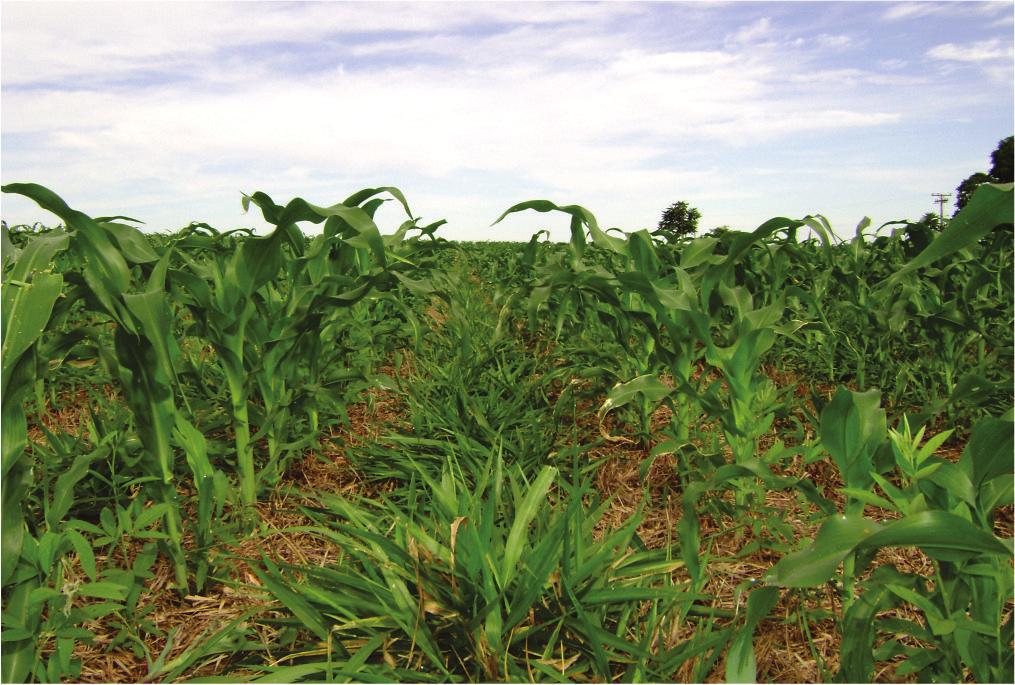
top-left (954, 136), bottom-right (1013, 214)
top-left (654, 201), bottom-right (701, 242)
top-left (955, 172), bottom-right (992, 213)
top-left (989, 135), bottom-right (1013, 183)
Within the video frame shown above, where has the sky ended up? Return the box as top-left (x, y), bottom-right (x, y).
top-left (1, 0), bottom-right (1013, 241)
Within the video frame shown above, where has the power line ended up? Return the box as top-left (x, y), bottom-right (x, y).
top-left (931, 193), bottom-right (950, 223)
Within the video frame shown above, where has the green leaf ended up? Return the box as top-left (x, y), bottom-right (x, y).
top-left (122, 290), bottom-right (177, 378)
top-left (0, 579), bottom-right (38, 683)
top-left (680, 236), bottom-right (722, 268)
top-left (837, 568), bottom-right (898, 681)
top-left (234, 230), bottom-right (287, 295)
top-left (883, 584), bottom-right (953, 635)
top-left (726, 586), bottom-right (780, 683)
top-left (861, 510), bottom-right (1011, 560)
top-left (0, 628), bottom-right (35, 643)
top-left (765, 514), bottom-right (882, 588)
top-left (819, 387), bottom-right (885, 500)
top-left (840, 488), bottom-right (896, 511)
top-left (492, 199), bottom-right (627, 257)
top-left (3, 229), bottom-right (69, 284)
top-left (253, 664), bottom-right (328, 683)
top-left (48, 447), bottom-right (107, 528)
top-left (320, 206), bottom-right (387, 266)
top-left (959, 416), bottom-right (1015, 494)
top-left (134, 503), bottom-right (172, 531)
top-left (2, 272), bottom-right (64, 391)
top-left (502, 466), bottom-right (556, 586)
top-left (1, 224), bottom-right (19, 268)
top-left (922, 461), bottom-right (976, 508)
top-left (598, 374), bottom-right (673, 424)
top-left (3, 183), bottom-right (134, 324)
top-left (28, 588), bottom-right (64, 611)
top-left (77, 581), bottom-right (128, 601)
top-left (1, 467), bottom-right (29, 584)
top-left (767, 511), bottom-right (1011, 588)
top-left (344, 186), bottom-right (414, 219)
top-left (253, 562), bottom-right (330, 642)
top-left (101, 221), bottom-right (160, 263)
top-left (65, 529), bottom-right (97, 581)
top-left (979, 474), bottom-right (1014, 514)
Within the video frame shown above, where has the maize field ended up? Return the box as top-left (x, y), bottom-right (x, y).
top-left (1, 180), bottom-right (1013, 683)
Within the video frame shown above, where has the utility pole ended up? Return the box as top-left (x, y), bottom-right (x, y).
top-left (931, 193), bottom-right (951, 223)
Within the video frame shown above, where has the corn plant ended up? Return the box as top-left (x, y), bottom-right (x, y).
top-left (768, 183), bottom-right (1013, 422)
top-left (2, 183), bottom-right (195, 590)
top-left (493, 200), bottom-right (831, 467)
top-left (170, 188), bottom-right (440, 508)
top-left (2, 222), bottom-right (69, 586)
top-left (1, 182), bottom-right (446, 591)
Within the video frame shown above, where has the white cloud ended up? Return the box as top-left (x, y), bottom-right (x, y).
top-left (787, 68), bottom-right (927, 88)
top-left (815, 33), bottom-right (852, 49)
top-left (726, 17), bottom-right (773, 45)
top-left (610, 49), bottom-right (738, 74)
top-left (884, 1), bottom-right (1012, 22)
top-left (1, 1), bottom-right (642, 86)
top-left (4, 49), bottom-right (895, 188)
top-left (883, 2), bottom-right (944, 21)
top-left (927, 39), bottom-right (1012, 62)
top-left (879, 58), bottom-right (909, 70)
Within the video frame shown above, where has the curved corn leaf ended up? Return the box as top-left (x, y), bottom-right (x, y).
top-left (101, 221), bottom-right (160, 263)
top-left (598, 374), bottom-right (673, 425)
top-left (344, 186), bottom-right (414, 220)
top-left (492, 199), bottom-right (628, 256)
top-left (766, 510), bottom-right (1012, 588)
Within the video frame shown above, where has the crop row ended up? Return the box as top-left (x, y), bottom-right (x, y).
top-left (1, 181), bottom-right (1012, 682)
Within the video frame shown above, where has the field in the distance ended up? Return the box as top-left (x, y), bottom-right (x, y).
top-left (1, 181), bottom-right (1013, 683)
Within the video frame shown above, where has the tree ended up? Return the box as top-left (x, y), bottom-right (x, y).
top-left (989, 135), bottom-right (1013, 183)
top-left (955, 172), bottom-right (992, 213)
top-left (654, 201), bottom-right (701, 242)
top-left (953, 136), bottom-right (1013, 214)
